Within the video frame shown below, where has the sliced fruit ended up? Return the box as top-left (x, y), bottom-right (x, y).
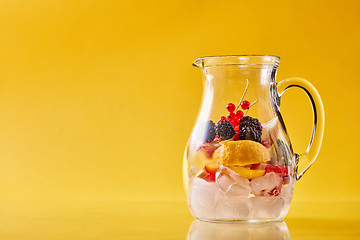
top-left (203, 173), bottom-right (215, 182)
top-left (213, 140), bottom-right (270, 166)
top-left (197, 169), bottom-right (216, 182)
top-left (250, 163), bottom-right (266, 170)
top-left (218, 139), bottom-right (233, 144)
top-left (265, 164), bottom-right (292, 177)
top-left (204, 164), bottom-right (219, 174)
top-left (228, 165), bottom-right (265, 179)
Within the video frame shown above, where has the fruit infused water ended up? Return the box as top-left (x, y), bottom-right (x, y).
top-left (184, 80), bottom-right (295, 222)
top-left (184, 55), bottom-right (325, 222)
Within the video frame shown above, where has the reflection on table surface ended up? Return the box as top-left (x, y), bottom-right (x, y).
top-left (0, 200), bottom-right (359, 239)
top-left (187, 220), bottom-right (290, 240)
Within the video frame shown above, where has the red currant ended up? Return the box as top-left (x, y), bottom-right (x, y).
top-left (241, 100), bottom-right (250, 110)
top-left (235, 110), bottom-right (244, 118)
top-left (227, 112), bottom-right (235, 120)
top-left (219, 116), bottom-right (227, 121)
top-left (233, 131), bottom-right (239, 140)
top-left (226, 103), bottom-right (236, 112)
top-left (261, 140), bottom-right (270, 148)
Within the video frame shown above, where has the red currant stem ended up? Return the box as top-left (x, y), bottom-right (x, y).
top-left (244, 100), bottom-right (258, 116)
top-left (235, 78), bottom-right (249, 111)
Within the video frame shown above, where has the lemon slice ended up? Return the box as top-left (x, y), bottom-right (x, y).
top-left (228, 165), bottom-right (265, 179)
top-left (213, 140), bottom-right (270, 166)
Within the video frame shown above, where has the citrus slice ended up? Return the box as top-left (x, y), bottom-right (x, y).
top-left (204, 164), bottom-right (219, 174)
top-left (228, 165), bottom-right (265, 179)
top-left (213, 140), bottom-right (270, 166)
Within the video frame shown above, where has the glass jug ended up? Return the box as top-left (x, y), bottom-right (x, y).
top-left (183, 55), bottom-right (325, 222)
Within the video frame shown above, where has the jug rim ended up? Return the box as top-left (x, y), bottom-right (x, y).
top-left (192, 55), bottom-right (280, 68)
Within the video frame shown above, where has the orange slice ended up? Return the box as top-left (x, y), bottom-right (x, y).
top-left (213, 140), bottom-right (270, 166)
top-left (204, 164), bottom-right (219, 174)
top-left (228, 165), bottom-right (265, 179)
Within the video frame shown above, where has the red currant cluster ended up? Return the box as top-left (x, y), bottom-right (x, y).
top-left (219, 101), bottom-right (251, 140)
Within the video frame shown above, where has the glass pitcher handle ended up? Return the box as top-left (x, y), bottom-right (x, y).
top-left (277, 77), bottom-right (325, 180)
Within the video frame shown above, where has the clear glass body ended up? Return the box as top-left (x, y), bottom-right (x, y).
top-left (183, 56), bottom-right (296, 222)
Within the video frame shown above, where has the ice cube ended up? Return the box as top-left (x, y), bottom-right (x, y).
top-left (216, 167), bottom-right (251, 196)
top-left (251, 196), bottom-right (285, 219)
top-left (251, 172), bottom-right (282, 196)
top-left (216, 196), bottom-right (252, 220)
top-left (189, 177), bottom-right (220, 219)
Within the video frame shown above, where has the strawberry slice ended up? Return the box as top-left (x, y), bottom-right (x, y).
top-left (197, 166), bottom-right (218, 183)
top-left (265, 164), bottom-right (291, 177)
top-left (203, 173), bottom-right (216, 182)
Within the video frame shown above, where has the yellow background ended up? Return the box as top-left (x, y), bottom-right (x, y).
top-left (0, 0), bottom-right (359, 205)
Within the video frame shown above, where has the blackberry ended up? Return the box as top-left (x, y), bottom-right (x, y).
top-left (215, 120), bottom-right (235, 140)
top-left (204, 120), bottom-right (216, 142)
top-left (238, 116), bottom-right (262, 143)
